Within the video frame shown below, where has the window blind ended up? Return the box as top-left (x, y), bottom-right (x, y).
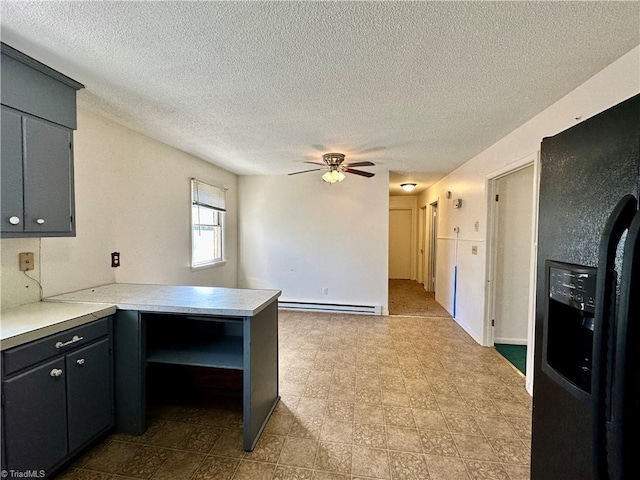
top-left (191, 178), bottom-right (227, 212)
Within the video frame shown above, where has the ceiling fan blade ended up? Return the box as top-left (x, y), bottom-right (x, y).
top-left (288, 168), bottom-right (323, 175)
top-left (345, 168), bottom-right (375, 178)
top-left (344, 161), bottom-right (375, 167)
top-left (303, 161), bottom-right (327, 166)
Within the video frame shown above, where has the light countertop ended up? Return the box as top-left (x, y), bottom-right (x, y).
top-left (0, 302), bottom-right (117, 350)
top-left (45, 283), bottom-right (282, 317)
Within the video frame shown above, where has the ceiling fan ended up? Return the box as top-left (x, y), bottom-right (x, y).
top-left (288, 153), bottom-right (375, 184)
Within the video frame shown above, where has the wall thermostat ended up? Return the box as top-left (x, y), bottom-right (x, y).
top-left (453, 198), bottom-right (462, 208)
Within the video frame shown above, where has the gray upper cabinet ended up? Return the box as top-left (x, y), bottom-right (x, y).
top-left (0, 43), bottom-right (83, 238)
top-left (1, 108), bottom-right (24, 230)
top-left (2, 108), bottom-right (75, 235)
top-left (1, 43), bottom-right (83, 130)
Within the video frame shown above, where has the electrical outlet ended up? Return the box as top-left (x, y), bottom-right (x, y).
top-left (472, 246), bottom-right (478, 255)
top-left (111, 252), bottom-right (120, 268)
top-left (19, 252), bottom-right (35, 271)
top-left (322, 287), bottom-right (329, 295)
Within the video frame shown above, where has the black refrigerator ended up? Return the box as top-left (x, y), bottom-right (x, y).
top-left (531, 93), bottom-right (640, 480)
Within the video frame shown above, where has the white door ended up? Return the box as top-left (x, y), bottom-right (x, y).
top-left (492, 165), bottom-right (534, 344)
top-left (389, 209), bottom-right (412, 279)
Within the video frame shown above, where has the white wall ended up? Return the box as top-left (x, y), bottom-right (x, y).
top-left (418, 46), bottom-right (639, 391)
top-left (1, 238), bottom-right (42, 307)
top-left (1, 107), bottom-right (238, 309)
top-left (238, 172), bottom-right (389, 312)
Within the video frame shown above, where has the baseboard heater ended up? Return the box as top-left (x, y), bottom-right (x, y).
top-left (278, 301), bottom-right (382, 315)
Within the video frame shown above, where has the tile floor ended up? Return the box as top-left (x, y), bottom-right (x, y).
top-left (387, 280), bottom-right (450, 317)
top-left (57, 310), bottom-right (532, 480)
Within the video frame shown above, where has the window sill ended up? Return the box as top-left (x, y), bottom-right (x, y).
top-left (191, 260), bottom-right (227, 272)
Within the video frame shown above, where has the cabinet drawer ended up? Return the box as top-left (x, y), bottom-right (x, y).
top-left (3, 318), bottom-right (110, 376)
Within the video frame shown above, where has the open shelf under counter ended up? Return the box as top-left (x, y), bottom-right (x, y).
top-left (143, 312), bottom-right (245, 371)
top-left (146, 335), bottom-right (243, 370)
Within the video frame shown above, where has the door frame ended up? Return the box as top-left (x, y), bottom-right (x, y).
top-left (484, 152), bottom-right (540, 394)
top-left (418, 206), bottom-right (426, 285)
top-left (427, 201), bottom-right (438, 292)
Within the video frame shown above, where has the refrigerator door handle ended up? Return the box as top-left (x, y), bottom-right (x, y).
top-left (592, 194), bottom-right (637, 480)
top-left (609, 210), bottom-right (640, 480)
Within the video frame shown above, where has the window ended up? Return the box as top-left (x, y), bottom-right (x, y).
top-left (191, 178), bottom-right (227, 268)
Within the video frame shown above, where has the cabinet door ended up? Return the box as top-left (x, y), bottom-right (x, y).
top-left (23, 116), bottom-right (73, 234)
top-left (2, 357), bottom-right (67, 474)
top-left (1, 107), bottom-right (24, 232)
top-left (66, 338), bottom-right (113, 452)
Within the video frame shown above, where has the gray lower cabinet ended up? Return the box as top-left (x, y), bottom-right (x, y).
top-left (1, 318), bottom-right (113, 477)
top-left (2, 357), bottom-right (68, 473)
top-left (115, 302), bottom-right (280, 451)
top-left (1, 105), bottom-right (74, 236)
top-left (66, 339), bottom-right (112, 453)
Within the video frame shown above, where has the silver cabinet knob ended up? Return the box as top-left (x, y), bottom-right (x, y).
top-left (76, 358), bottom-right (85, 365)
top-left (50, 368), bottom-right (63, 377)
top-left (36, 218), bottom-right (45, 225)
top-left (9, 216), bottom-right (21, 225)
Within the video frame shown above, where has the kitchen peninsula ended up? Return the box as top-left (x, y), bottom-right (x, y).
top-left (46, 283), bottom-right (281, 452)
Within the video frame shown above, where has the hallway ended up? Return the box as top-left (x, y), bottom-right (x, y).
top-left (388, 280), bottom-right (450, 317)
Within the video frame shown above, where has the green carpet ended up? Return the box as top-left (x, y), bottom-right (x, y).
top-left (495, 344), bottom-right (527, 374)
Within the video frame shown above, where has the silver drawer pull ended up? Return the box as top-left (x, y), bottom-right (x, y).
top-left (55, 335), bottom-right (83, 349)
top-left (9, 216), bottom-right (21, 225)
top-left (50, 368), bottom-right (63, 377)
top-left (76, 358), bottom-right (85, 365)
top-left (36, 218), bottom-right (45, 225)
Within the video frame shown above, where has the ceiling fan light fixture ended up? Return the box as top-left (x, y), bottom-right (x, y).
top-left (401, 183), bottom-right (417, 192)
top-left (322, 169), bottom-right (346, 184)
top-left (290, 151), bottom-right (373, 181)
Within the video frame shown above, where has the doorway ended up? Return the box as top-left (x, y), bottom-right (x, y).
top-left (487, 164), bottom-right (535, 373)
top-left (389, 209), bottom-right (413, 279)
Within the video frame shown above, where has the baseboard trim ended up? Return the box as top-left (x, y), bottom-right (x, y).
top-left (278, 301), bottom-right (382, 315)
top-left (494, 338), bottom-right (527, 345)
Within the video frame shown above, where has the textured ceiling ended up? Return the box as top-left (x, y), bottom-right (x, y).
top-left (1, 1), bottom-right (638, 194)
